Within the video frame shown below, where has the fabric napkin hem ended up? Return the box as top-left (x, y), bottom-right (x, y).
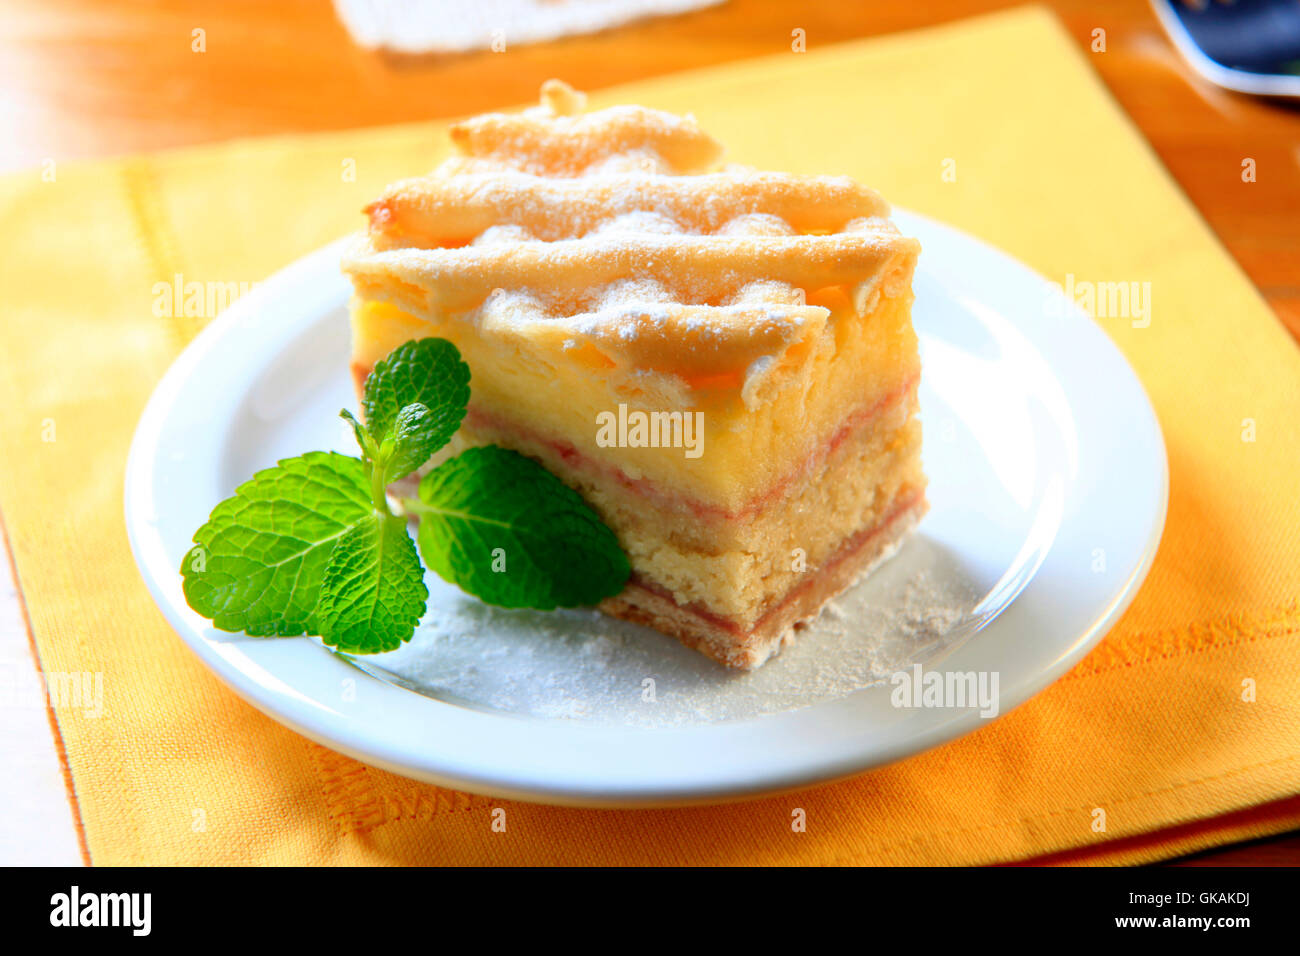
top-left (0, 511), bottom-right (92, 866)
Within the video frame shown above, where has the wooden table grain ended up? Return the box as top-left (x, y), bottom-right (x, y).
top-left (0, 0), bottom-right (1296, 866)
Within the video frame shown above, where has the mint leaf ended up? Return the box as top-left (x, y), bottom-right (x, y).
top-left (384, 402), bottom-right (441, 482)
top-left (316, 512), bottom-right (428, 654)
top-left (362, 338), bottom-right (469, 456)
top-left (413, 445), bottom-right (630, 609)
top-left (180, 335), bottom-right (632, 651)
top-left (181, 452), bottom-right (371, 635)
top-left (339, 409), bottom-right (372, 460)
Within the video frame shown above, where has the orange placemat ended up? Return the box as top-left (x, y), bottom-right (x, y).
top-left (2, 6), bottom-right (1298, 864)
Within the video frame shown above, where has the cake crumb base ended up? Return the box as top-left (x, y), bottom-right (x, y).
top-left (600, 493), bottom-right (928, 670)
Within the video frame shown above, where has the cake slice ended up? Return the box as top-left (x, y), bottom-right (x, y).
top-left (343, 80), bottom-right (926, 669)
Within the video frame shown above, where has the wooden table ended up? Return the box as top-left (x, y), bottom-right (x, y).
top-left (0, 0), bottom-right (1296, 865)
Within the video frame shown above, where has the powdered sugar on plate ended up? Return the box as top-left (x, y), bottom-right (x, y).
top-left (351, 534), bottom-right (981, 727)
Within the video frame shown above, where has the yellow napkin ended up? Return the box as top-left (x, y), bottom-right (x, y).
top-left (2, 6), bottom-right (1299, 866)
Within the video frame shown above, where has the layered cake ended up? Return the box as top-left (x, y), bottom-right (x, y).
top-left (343, 81), bottom-right (926, 668)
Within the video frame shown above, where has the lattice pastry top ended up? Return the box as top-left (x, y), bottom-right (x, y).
top-left (344, 81), bottom-right (919, 397)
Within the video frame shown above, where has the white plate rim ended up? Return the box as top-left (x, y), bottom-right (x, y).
top-left (124, 212), bottom-right (1168, 807)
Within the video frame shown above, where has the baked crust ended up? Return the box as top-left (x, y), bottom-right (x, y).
top-left (342, 80), bottom-right (918, 396)
top-left (601, 490), bottom-right (928, 669)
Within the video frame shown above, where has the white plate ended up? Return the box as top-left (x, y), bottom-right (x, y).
top-left (125, 212), bottom-right (1167, 806)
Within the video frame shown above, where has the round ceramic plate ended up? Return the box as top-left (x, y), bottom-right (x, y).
top-left (125, 211), bottom-right (1167, 807)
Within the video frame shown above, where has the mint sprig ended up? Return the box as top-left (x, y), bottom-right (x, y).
top-left (362, 336), bottom-right (469, 468)
top-left (181, 452), bottom-right (371, 637)
top-left (412, 446), bottom-right (630, 610)
top-left (180, 337), bottom-right (630, 654)
top-left (315, 513), bottom-right (428, 653)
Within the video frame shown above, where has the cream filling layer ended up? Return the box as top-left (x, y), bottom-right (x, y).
top-left (349, 286), bottom-right (921, 512)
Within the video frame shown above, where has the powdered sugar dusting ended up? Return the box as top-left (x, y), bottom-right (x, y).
top-left (352, 535), bottom-right (982, 728)
top-left (346, 84), bottom-right (904, 382)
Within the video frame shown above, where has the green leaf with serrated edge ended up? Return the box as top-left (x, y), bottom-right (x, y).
top-left (414, 445), bottom-right (630, 610)
top-left (362, 338), bottom-right (469, 457)
top-left (384, 402), bottom-right (441, 483)
top-left (181, 452), bottom-right (371, 635)
top-left (316, 512), bottom-right (428, 654)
